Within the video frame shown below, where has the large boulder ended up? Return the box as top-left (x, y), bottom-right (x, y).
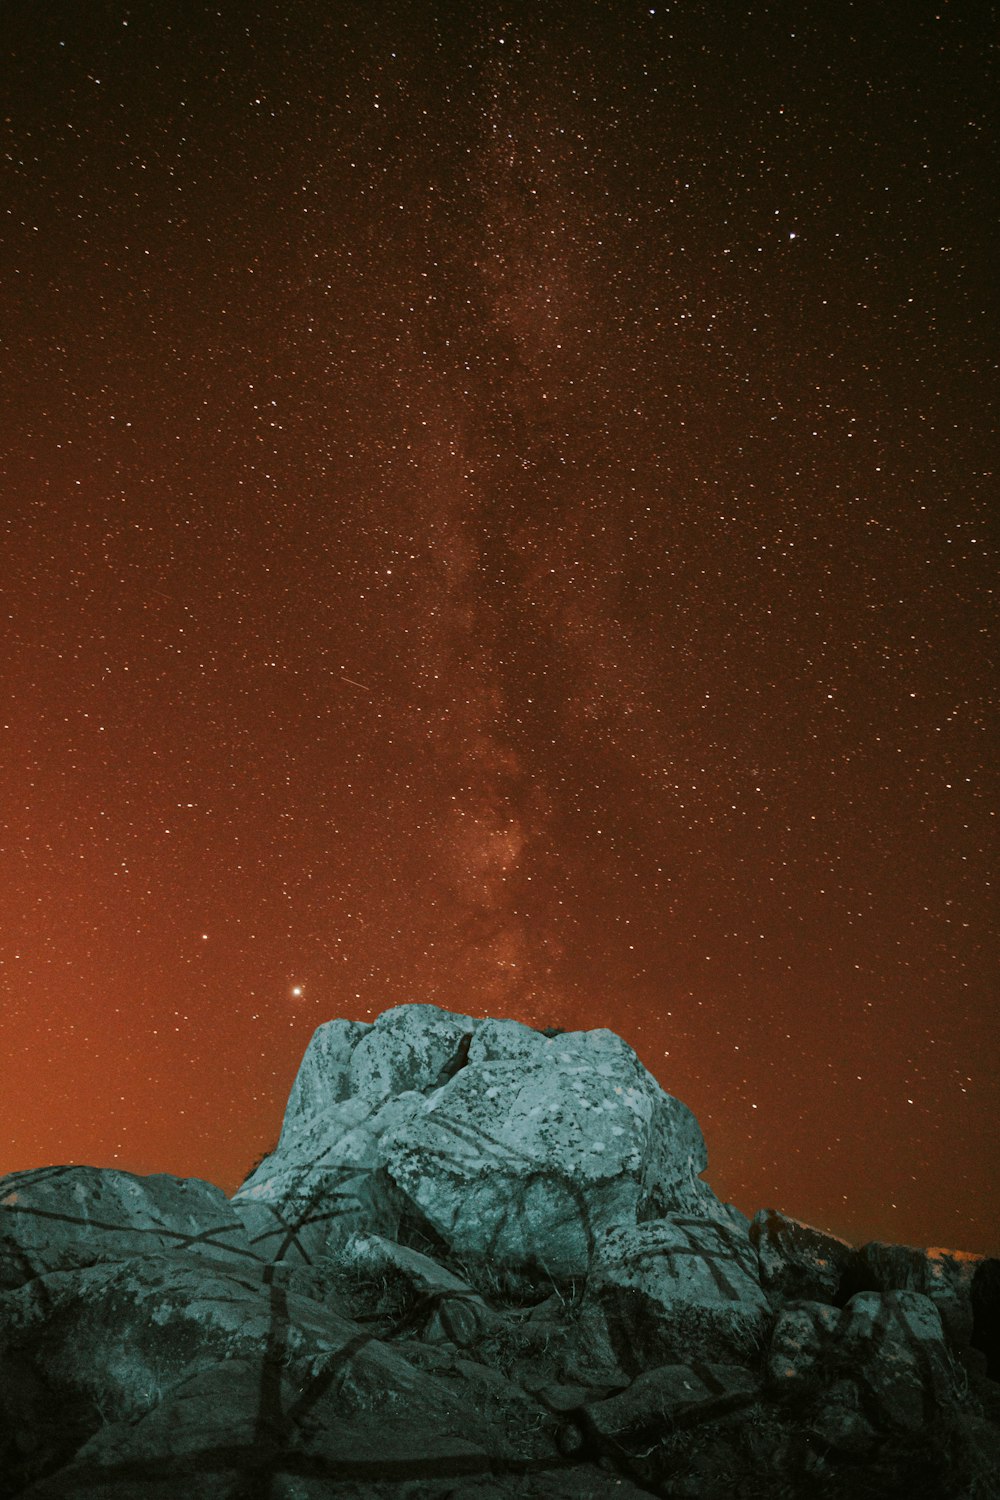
top-left (0, 1253), bottom-right (356, 1494)
top-left (758, 1291), bottom-right (984, 1493)
top-left (237, 1006), bottom-right (737, 1287)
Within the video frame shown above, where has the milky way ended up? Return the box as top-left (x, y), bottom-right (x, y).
top-left (2, 2), bottom-right (996, 1252)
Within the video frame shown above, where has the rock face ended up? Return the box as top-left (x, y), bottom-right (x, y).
top-left (751, 1205), bottom-right (855, 1304)
top-left (0, 1166), bottom-right (254, 1289)
top-left (586, 1216), bottom-right (771, 1371)
top-left (1, 1002), bottom-right (997, 1499)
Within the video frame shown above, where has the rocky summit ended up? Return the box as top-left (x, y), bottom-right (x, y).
top-left (1, 1005), bottom-right (997, 1499)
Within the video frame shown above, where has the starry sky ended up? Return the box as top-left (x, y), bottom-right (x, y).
top-left (3, 1), bottom-right (996, 1254)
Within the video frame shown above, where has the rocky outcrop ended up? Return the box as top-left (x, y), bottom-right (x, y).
top-left (1, 1002), bottom-right (997, 1498)
top-left (751, 1207), bottom-right (1000, 1383)
top-left (234, 1007), bottom-right (730, 1289)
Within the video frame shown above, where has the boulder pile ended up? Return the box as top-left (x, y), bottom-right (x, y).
top-left (1, 1003), bottom-right (997, 1498)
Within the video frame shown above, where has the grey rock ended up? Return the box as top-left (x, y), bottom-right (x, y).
top-left (804, 1377), bottom-right (879, 1457)
top-left (0, 1255), bottom-right (358, 1494)
top-left (854, 1237), bottom-right (984, 1346)
top-left (766, 1299), bottom-right (843, 1389)
top-left (16, 1353), bottom-right (524, 1497)
top-left (238, 1006), bottom-right (734, 1290)
top-left (3, 1251), bottom-right (556, 1497)
top-left (467, 1014), bottom-right (553, 1066)
top-left (840, 1288), bottom-right (954, 1432)
top-left (374, 1015), bottom-right (724, 1282)
top-left (750, 1205), bottom-right (854, 1304)
top-left (586, 1215), bottom-right (771, 1371)
top-left (4, 1003), bottom-right (997, 1499)
top-left (279, 1016), bottom-right (372, 1143)
top-left (768, 1290), bottom-right (955, 1437)
top-left (347, 1002), bottom-right (478, 1107)
top-left (517, 1296), bottom-right (635, 1392)
top-left (0, 1165), bottom-right (256, 1291)
top-left (338, 1230), bottom-right (499, 1345)
top-left (233, 1092), bottom-right (425, 1266)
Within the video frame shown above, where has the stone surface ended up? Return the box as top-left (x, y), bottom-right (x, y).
top-left (750, 1206), bottom-right (854, 1304)
top-left (338, 1230), bottom-right (500, 1345)
top-left (853, 1238), bottom-right (984, 1346)
top-left (0, 1253), bottom-right (377, 1490)
top-left (0, 1252), bottom-right (557, 1498)
top-left (15, 1353), bottom-right (551, 1498)
top-left (767, 1290), bottom-right (955, 1435)
top-left (0, 1165), bottom-right (256, 1290)
top-left (348, 1003), bottom-right (478, 1107)
top-left (840, 1289), bottom-right (954, 1433)
top-left (804, 1380), bottom-right (880, 1458)
top-left (232, 1091), bottom-right (426, 1267)
top-left (766, 1298), bottom-right (843, 1388)
top-left (586, 1215), bottom-right (771, 1371)
top-left (375, 1021), bottom-right (726, 1283)
top-left (582, 1361), bottom-right (759, 1444)
top-left (3, 1003), bottom-right (997, 1499)
top-left (278, 1016), bottom-right (372, 1144)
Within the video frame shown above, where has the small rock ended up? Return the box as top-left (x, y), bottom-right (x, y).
top-left (806, 1379), bottom-right (878, 1457)
top-left (766, 1300), bottom-right (842, 1388)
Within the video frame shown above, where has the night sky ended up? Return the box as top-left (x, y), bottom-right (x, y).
top-left (3, 2), bottom-right (996, 1254)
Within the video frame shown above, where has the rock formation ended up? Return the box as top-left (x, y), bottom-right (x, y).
top-left (1, 1002), bottom-right (997, 1498)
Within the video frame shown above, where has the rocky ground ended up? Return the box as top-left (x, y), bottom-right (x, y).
top-left (1, 1004), bottom-right (997, 1498)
